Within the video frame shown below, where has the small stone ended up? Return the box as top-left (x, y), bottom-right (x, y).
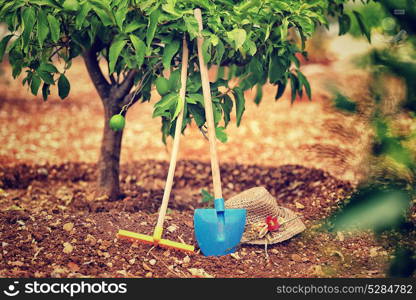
top-left (149, 259), bottom-right (156, 266)
top-left (290, 254), bottom-right (302, 262)
top-left (128, 258), bottom-right (136, 265)
top-left (145, 272), bottom-right (153, 278)
top-left (63, 222), bottom-right (74, 232)
top-left (67, 262), bottom-right (80, 272)
top-left (271, 249), bottom-right (278, 254)
top-left (337, 232), bottom-right (345, 242)
top-left (37, 168), bottom-right (48, 176)
top-left (183, 256), bottom-right (190, 264)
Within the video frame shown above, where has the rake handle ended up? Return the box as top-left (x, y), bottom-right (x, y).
top-left (194, 8), bottom-right (223, 200)
top-left (154, 37), bottom-right (189, 236)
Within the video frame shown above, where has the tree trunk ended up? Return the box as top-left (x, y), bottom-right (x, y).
top-left (82, 47), bottom-right (139, 201)
top-left (96, 99), bottom-right (124, 201)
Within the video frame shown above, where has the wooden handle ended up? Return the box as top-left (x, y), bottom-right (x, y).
top-left (194, 8), bottom-right (223, 200)
top-left (155, 37), bottom-right (189, 230)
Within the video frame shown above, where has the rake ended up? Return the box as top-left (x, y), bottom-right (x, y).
top-left (117, 37), bottom-right (194, 253)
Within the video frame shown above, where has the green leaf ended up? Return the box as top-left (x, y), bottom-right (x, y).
top-left (173, 94), bottom-right (184, 120)
top-left (129, 35), bottom-right (146, 68)
top-left (76, 2), bottom-right (91, 29)
top-left (30, 0), bottom-right (62, 9)
top-left (38, 71), bottom-right (55, 85)
top-left (289, 73), bottom-right (299, 103)
top-left (268, 56), bottom-right (285, 84)
top-left (297, 70), bottom-right (311, 99)
top-left (38, 62), bottom-right (58, 73)
top-left (213, 103), bottom-right (222, 125)
top-left (37, 9), bottom-right (49, 47)
top-left (109, 38), bottom-right (127, 74)
top-left (201, 189), bottom-right (214, 203)
top-left (338, 14), bottom-right (351, 36)
top-left (221, 94), bottom-right (233, 127)
top-left (233, 87), bottom-right (245, 127)
top-left (353, 11), bottom-right (371, 43)
top-left (188, 104), bottom-right (205, 127)
top-left (30, 74), bottom-right (41, 95)
top-left (275, 80), bottom-right (287, 101)
top-left (42, 83), bottom-right (50, 101)
top-left (125, 19), bottom-right (145, 33)
top-left (154, 92), bottom-right (178, 110)
top-left (115, 6), bottom-right (128, 31)
top-left (162, 39), bottom-right (180, 70)
top-left (187, 93), bottom-right (204, 106)
top-left (146, 9), bottom-right (160, 49)
top-left (215, 126), bottom-right (228, 143)
top-left (215, 39), bottom-right (225, 66)
top-left (58, 73), bottom-right (70, 99)
top-left (47, 15), bottom-right (60, 43)
top-left (89, 0), bottom-right (115, 26)
top-left (227, 28), bottom-right (246, 50)
top-left (333, 93), bottom-right (357, 113)
top-left (280, 17), bottom-right (289, 41)
top-left (202, 38), bottom-right (211, 64)
top-left (254, 84), bottom-right (263, 105)
top-left (184, 15), bottom-right (199, 40)
top-left (0, 34), bottom-right (13, 63)
top-left (22, 6), bottom-right (36, 49)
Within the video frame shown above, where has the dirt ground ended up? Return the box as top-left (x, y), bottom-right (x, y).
top-left (0, 36), bottom-right (413, 278)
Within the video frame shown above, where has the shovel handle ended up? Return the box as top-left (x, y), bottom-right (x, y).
top-left (154, 37), bottom-right (189, 239)
top-left (194, 8), bottom-right (223, 200)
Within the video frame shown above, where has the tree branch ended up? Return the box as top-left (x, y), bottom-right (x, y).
top-left (112, 69), bottom-right (138, 100)
top-left (82, 47), bottom-right (110, 100)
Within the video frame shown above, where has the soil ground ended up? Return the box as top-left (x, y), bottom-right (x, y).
top-left (0, 36), bottom-right (414, 278)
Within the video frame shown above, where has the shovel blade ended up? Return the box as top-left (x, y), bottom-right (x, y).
top-left (194, 208), bottom-right (246, 256)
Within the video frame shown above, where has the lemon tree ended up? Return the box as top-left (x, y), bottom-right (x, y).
top-left (0, 0), bottom-right (369, 200)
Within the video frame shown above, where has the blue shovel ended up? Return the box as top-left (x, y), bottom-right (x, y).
top-left (193, 9), bottom-right (246, 256)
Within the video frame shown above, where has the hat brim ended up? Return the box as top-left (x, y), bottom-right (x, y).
top-left (241, 206), bottom-right (306, 245)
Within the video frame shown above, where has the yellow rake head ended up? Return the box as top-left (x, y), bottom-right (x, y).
top-left (117, 229), bottom-right (195, 253)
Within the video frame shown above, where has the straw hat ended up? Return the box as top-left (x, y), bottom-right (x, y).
top-left (225, 187), bottom-right (306, 245)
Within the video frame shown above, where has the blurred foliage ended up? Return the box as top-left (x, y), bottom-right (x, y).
top-left (328, 0), bottom-right (416, 277)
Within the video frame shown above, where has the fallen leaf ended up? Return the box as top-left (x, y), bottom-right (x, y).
top-left (62, 242), bottom-right (73, 254)
top-left (142, 262), bottom-right (152, 271)
top-left (63, 222), bottom-right (74, 232)
top-left (167, 225), bottom-right (178, 233)
top-left (67, 262), bottom-right (80, 272)
top-left (295, 202), bottom-right (305, 209)
top-left (230, 253), bottom-right (241, 260)
top-left (188, 268), bottom-right (214, 278)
